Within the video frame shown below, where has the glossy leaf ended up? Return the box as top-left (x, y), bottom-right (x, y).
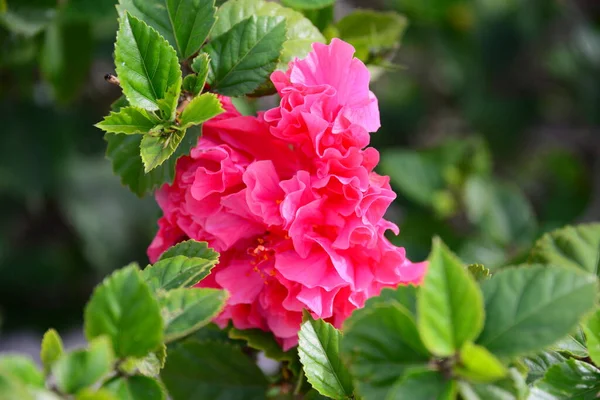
top-left (115, 12), bottom-right (181, 111)
top-left (95, 107), bottom-right (159, 135)
top-left (365, 285), bottom-right (418, 317)
top-left (142, 241), bottom-right (219, 291)
top-left (161, 340), bottom-right (268, 400)
top-left (341, 304), bottom-right (430, 399)
top-left (53, 337), bottom-right (114, 394)
top-left (104, 375), bottom-right (165, 400)
top-left (467, 264), bottom-right (491, 282)
top-left (212, 0), bottom-right (324, 70)
top-left (179, 93), bottom-right (224, 128)
top-left (118, 0), bottom-right (216, 59)
top-left (205, 15), bottom-right (286, 96)
top-left (298, 312), bottom-right (354, 399)
top-left (40, 329), bottom-right (63, 374)
top-left (84, 265), bottom-right (163, 358)
top-left (184, 53), bottom-right (210, 95)
top-left (550, 328), bottom-right (588, 358)
top-left (417, 238), bottom-right (484, 356)
top-left (522, 351), bottom-right (566, 384)
top-left (533, 359), bottom-right (600, 400)
top-left (477, 264), bottom-right (598, 358)
top-left (529, 223), bottom-right (600, 277)
top-left (105, 126), bottom-right (201, 196)
top-left (160, 288), bottom-right (228, 342)
top-left (140, 129), bottom-right (185, 172)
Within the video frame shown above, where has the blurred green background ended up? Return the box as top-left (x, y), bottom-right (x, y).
top-left (0, 0), bottom-right (598, 341)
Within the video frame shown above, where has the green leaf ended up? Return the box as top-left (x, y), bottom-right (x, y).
top-left (183, 53), bottom-right (210, 95)
top-left (179, 93), bottom-right (224, 128)
top-left (522, 351), bottom-right (566, 384)
top-left (341, 304), bottom-right (430, 400)
top-left (0, 355), bottom-right (44, 387)
top-left (335, 10), bottom-right (407, 61)
top-left (228, 328), bottom-right (296, 363)
top-left (529, 223), bottom-right (600, 277)
top-left (160, 239), bottom-right (219, 260)
top-left (550, 328), bottom-right (588, 357)
top-left (84, 265), bottom-right (163, 358)
top-left (464, 177), bottom-right (537, 247)
top-left (53, 337), bottom-right (114, 394)
top-left (455, 342), bottom-right (507, 383)
top-left (458, 368), bottom-right (529, 400)
top-left (95, 107), bottom-right (160, 135)
top-left (40, 329), bottom-right (64, 374)
top-left (40, 20), bottom-right (92, 103)
top-left (533, 359), bottom-right (600, 400)
top-left (467, 264), bottom-right (491, 282)
top-left (157, 84), bottom-right (180, 121)
top-left (115, 12), bottom-right (181, 111)
top-left (140, 129), bottom-right (186, 172)
top-left (388, 368), bottom-right (456, 400)
top-left (161, 340), bottom-right (269, 400)
top-left (76, 388), bottom-right (119, 400)
top-left (417, 238), bottom-right (484, 357)
top-left (379, 150), bottom-right (445, 207)
top-left (280, 0), bottom-right (334, 10)
top-left (365, 285), bottom-right (418, 317)
top-left (104, 376), bottom-right (165, 400)
top-left (105, 125), bottom-right (201, 196)
top-left (205, 15), bottom-right (286, 96)
top-left (584, 309), bottom-right (600, 365)
top-left (0, 370), bottom-right (31, 400)
top-left (160, 288), bottom-right (228, 343)
top-left (476, 264), bottom-right (598, 359)
top-left (213, 0), bottom-right (324, 70)
top-left (118, 0), bottom-right (216, 59)
top-left (142, 241), bottom-right (219, 291)
top-left (298, 312), bottom-right (354, 399)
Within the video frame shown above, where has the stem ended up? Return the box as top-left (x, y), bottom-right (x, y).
top-left (293, 369), bottom-right (304, 396)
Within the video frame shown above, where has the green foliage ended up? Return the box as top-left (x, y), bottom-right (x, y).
top-left (341, 303), bottom-right (430, 399)
top-left (529, 223), bottom-right (600, 276)
top-left (159, 288), bottom-right (228, 343)
top-left (118, 0), bottom-right (216, 60)
top-left (103, 376), bottom-right (166, 400)
top-left (335, 10), bottom-right (407, 61)
top-left (0, 355), bottom-right (44, 388)
top-left (142, 240), bottom-right (219, 291)
top-left (179, 93), bottom-right (224, 128)
top-left (584, 310), bottom-right (600, 365)
top-left (53, 337), bottom-right (114, 394)
top-left (228, 328), bottom-right (296, 363)
top-left (96, 107), bottom-right (160, 135)
top-left (476, 264), bottom-right (597, 359)
top-left (140, 129), bottom-right (186, 173)
top-left (533, 359), bottom-right (600, 399)
top-left (161, 340), bottom-right (269, 400)
top-left (84, 264), bottom-right (164, 358)
top-left (205, 15), bottom-right (286, 96)
top-left (184, 53), bottom-right (210, 95)
top-left (455, 342), bottom-right (507, 383)
top-left (105, 125), bottom-right (201, 195)
top-left (298, 312), bottom-right (354, 399)
top-left (213, 0), bottom-right (325, 70)
top-left (417, 238), bottom-right (483, 356)
top-left (115, 13), bottom-right (181, 112)
top-left (40, 328), bottom-right (64, 374)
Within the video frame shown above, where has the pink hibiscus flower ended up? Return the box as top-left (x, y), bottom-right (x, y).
top-left (148, 39), bottom-right (427, 349)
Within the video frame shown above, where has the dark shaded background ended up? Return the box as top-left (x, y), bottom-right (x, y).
top-left (0, 0), bottom-right (599, 343)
